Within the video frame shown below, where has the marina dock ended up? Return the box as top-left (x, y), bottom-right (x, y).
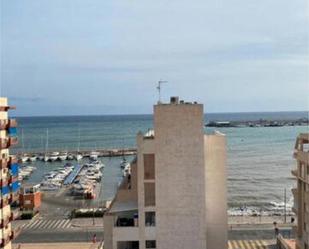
top-left (15, 148), bottom-right (137, 161)
top-left (63, 164), bottom-right (84, 185)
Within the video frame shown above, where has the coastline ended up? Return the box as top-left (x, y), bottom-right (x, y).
top-left (228, 215), bottom-right (295, 225)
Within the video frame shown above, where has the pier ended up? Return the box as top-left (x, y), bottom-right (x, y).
top-left (63, 164), bottom-right (84, 185)
top-left (14, 148), bottom-right (137, 159)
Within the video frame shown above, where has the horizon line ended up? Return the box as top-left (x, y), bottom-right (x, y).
top-left (12, 110), bottom-right (309, 119)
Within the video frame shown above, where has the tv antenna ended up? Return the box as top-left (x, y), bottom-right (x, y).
top-left (157, 79), bottom-right (168, 103)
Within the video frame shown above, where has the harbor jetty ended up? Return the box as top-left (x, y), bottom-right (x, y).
top-left (205, 117), bottom-right (309, 128)
top-left (15, 148), bottom-right (137, 163)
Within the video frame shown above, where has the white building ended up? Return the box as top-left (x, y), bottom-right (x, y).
top-left (104, 97), bottom-right (228, 249)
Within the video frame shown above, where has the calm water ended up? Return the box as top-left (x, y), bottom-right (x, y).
top-left (12, 112), bottom-right (309, 216)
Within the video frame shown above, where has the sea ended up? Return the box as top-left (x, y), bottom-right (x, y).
top-left (12, 111), bottom-right (309, 216)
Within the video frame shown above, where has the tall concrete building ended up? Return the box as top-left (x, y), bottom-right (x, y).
top-left (292, 133), bottom-right (309, 249)
top-left (0, 98), bottom-right (20, 249)
top-left (104, 97), bottom-right (227, 249)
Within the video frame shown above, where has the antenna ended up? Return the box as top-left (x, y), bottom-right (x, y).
top-left (157, 79), bottom-right (168, 103)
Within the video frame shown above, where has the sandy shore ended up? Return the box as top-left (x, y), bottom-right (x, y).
top-left (228, 215), bottom-right (295, 225)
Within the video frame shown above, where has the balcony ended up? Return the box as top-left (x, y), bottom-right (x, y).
top-left (113, 227), bottom-right (139, 241)
top-left (0, 237), bottom-right (11, 248)
top-left (0, 196), bottom-right (10, 208)
top-left (0, 215), bottom-right (11, 229)
top-left (0, 137), bottom-right (18, 149)
top-left (0, 158), bottom-right (8, 169)
top-left (10, 180), bottom-right (20, 193)
top-left (0, 230), bottom-right (14, 248)
top-left (0, 119), bottom-right (17, 130)
top-left (0, 105), bottom-right (16, 111)
top-left (11, 208), bottom-right (21, 221)
top-left (9, 193), bottom-right (20, 204)
top-left (291, 169), bottom-right (298, 177)
top-left (9, 163), bottom-right (19, 176)
top-left (8, 175), bottom-right (18, 185)
top-left (1, 185), bottom-right (10, 195)
top-left (8, 127), bottom-right (17, 137)
top-left (1, 157), bottom-right (18, 170)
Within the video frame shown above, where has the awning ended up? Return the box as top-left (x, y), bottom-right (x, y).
top-left (109, 200), bottom-right (138, 213)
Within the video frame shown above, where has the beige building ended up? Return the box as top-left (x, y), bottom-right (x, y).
top-left (292, 133), bottom-right (309, 249)
top-left (0, 98), bottom-right (19, 249)
top-left (104, 97), bottom-right (227, 249)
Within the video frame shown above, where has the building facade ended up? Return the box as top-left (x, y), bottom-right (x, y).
top-left (104, 97), bottom-right (227, 249)
top-left (0, 98), bottom-right (20, 249)
top-left (292, 133), bottom-right (309, 249)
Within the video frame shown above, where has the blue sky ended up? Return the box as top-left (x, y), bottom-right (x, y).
top-left (1, 0), bottom-right (308, 116)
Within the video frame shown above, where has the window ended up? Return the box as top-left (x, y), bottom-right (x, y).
top-left (145, 212), bottom-right (156, 227)
top-left (146, 240), bottom-right (156, 248)
top-left (144, 154), bottom-right (155, 180)
top-left (144, 183), bottom-right (155, 206)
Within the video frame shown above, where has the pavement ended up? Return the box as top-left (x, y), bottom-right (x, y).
top-left (228, 240), bottom-right (276, 249)
top-left (12, 243), bottom-right (101, 249)
top-left (12, 217), bottom-right (293, 248)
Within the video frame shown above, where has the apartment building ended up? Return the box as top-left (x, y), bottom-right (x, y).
top-left (104, 97), bottom-right (227, 249)
top-left (292, 133), bottom-right (309, 249)
top-left (0, 98), bottom-right (20, 249)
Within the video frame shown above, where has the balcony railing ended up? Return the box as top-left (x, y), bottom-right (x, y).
top-left (9, 193), bottom-right (20, 204)
top-left (0, 196), bottom-right (10, 208)
top-left (0, 137), bottom-right (18, 149)
top-left (0, 215), bottom-right (11, 229)
top-left (11, 209), bottom-right (21, 221)
top-left (0, 157), bottom-right (18, 170)
top-left (291, 169), bottom-right (298, 177)
top-left (0, 230), bottom-right (14, 248)
top-left (9, 162), bottom-right (19, 176)
top-left (0, 236), bottom-right (11, 248)
top-left (0, 105), bottom-right (16, 111)
top-left (0, 158), bottom-right (8, 169)
top-left (115, 217), bottom-right (137, 227)
top-left (0, 119), bottom-right (17, 130)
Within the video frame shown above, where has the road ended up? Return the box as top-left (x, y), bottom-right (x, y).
top-left (15, 228), bottom-right (104, 244)
top-left (14, 223), bottom-right (293, 244)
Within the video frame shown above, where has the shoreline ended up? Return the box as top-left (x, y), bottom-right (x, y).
top-left (228, 215), bottom-right (295, 225)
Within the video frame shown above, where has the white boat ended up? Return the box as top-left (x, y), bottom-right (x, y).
top-left (75, 153), bottom-right (83, 161)
top-left (40, 182), bottom-right (61, 191)
top-left (43, 129), bottom-right (49, 163)
top-left (49, 152), bottom-right (59, 162)
top-left (120, 157), bottom-right (127, 169)
top-left (21, 156), bottom-right (29, 163)
top-left (89, 152), bottom-right (99, 161)
top-left (28, 155), bottom-right (37, 162)
top-left (58, 152), bottom-right (68, 161)
top-left (67, 154), bottom-right (74, 160)
top-left (75, 128), bottom-right (83, 161)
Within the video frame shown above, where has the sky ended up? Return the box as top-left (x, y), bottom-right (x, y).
top-left (1, 0), bottom-right (308, 116)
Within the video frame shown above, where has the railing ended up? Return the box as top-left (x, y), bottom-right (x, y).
top-left (9, 193), bottom-right (19, 203)
top-left (0, 158), bottom-right (8, 169)
top-left (0, 196), bottom-right (10, 208)
top-left (277, 234), bottom-right (294, 249)
top-left (0, 119), bottom-right (17, 130)
top-left (115, 217), bottom-right (137, 227)
top-left (0, 105), bottom-right (15, 111)
top-left (0, 137), bottom-right (18, 149)
top-left (0, 215), bottom-right (11, 228)
top-left (11, 209), bottom-right (21, 220)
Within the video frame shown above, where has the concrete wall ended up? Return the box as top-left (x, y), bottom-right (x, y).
top-left (0, 97), bottom-right (12, 249)
top-left (103, 214), bottom-right (114, 249)
top-left (205, 133), bottom-right (228, 249)
top-left (137, 132), bottom-right (155, 249)
top-left (154, 103), bottom-right (207, 249)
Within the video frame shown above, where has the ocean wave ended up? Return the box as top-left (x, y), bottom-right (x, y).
top-left (228, 200), bottom-right (294, 216)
